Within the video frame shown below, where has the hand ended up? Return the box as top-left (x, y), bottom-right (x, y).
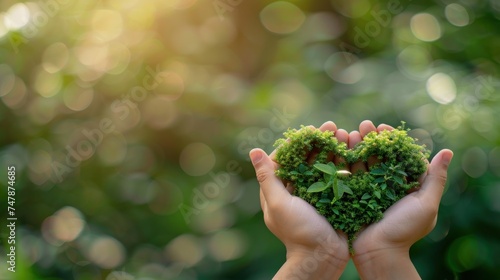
top-left (349, 120), bottom-right (453, 279)
top-left (249, 121), bottom-right (350, 280)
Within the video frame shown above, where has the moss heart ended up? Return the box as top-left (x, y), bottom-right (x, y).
top-left (273, 123), bottom-right (430, 244)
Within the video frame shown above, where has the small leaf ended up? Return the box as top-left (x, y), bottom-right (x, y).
top-left (324, 172), bottom-right (331, 182)
top-left (374, 177), bottom-right (385, 183)
top-left (393, 176), bottom-right (404, 185)
top-left (304, 171), bottom-right (314, 176)
top-left (313, 163), bottom-right (336, 175)
top-left (386, 189), bottom-right (396, 200)
top-left (396, 169), bottom-right (408, 176)
top-left (380, 183), bottom-right (387, 190)
top-left (370, 168), bottom-right (385, 175)
top-left (332, 208), bottom-right (339, 215)
top-left (374, 191), bottom-right (381, 199)
top-left (298, 164), bottom-right (307, 173)
top-left (307, 182), bottom-right (328, 193)
top-left (361, 193), bottom-right (371, 200)
top-left (338, 181), bottom-right (353, 195)
top-left (318, 198), bottom-right (331, 203)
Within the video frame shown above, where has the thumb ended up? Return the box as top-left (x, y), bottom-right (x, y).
top-left (420, 149), bottom-right (453, 206)
top-left (249, 148), bottom-right (289, 201)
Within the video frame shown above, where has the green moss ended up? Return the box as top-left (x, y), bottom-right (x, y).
top-left (273, 123), bottom-right (430, 248)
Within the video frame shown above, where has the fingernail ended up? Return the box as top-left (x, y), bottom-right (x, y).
top-left (250, 149), bottom-right (263, 165)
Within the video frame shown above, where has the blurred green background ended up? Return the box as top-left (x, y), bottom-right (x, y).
top-left (0, 0), bottom-right (499, 279)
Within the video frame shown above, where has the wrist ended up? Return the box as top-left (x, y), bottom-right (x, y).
top-left (352, 247), bottom-right (420, 280)
top-left (274, 245), bottom-right (348, 280)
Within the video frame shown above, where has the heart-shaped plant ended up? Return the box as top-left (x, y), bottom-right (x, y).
top-left (273, 123), bottom-right (430, 245)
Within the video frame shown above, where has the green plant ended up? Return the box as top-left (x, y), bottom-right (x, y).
top-left (273, 123), bottom-right (430, 248)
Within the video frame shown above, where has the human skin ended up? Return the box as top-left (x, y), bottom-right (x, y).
top-left (249, 122), bottom-right (350, 279)
top-left (249, 120), bottom-right (453, 279)
top-left (350, 121), bottom-right (453, 280)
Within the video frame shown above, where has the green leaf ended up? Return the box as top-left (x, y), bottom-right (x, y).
top-left (318, 198), bottom-right (331, 203)
top-left (361, 193), bottom-right (371, 200)
top-left (370, 168), bottom-right (385, 175)
top-left (386, 189), bottom-right (396, 200)
top-left (332, 208), bottom-right (339, 215)
top-left (337, 181), bottom-right (353, 198)
top-left (323, 172), bottom-right (331, 182)
top-left (374, 177), bottom-right (385, 183)
top-left (396, 169), bottom-right (408, 176)
top-left (307, 182), bottom-right (328, 193)
top-left (393, 176), bottom-right (404, 185)
top-left (298, 163), bottom-right (307, 173)
top-left (380, 183), bottom-right (387, 190)
top-left (314, 163), bottom-right (336, 175)
top-left (374, 191), bottom-right (381, 199)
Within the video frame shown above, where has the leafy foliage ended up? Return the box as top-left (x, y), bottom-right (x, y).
top-left (274, 124), bottom-right (430, 246)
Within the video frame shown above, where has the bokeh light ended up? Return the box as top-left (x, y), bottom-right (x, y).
top-left (179, 142), bottom-right (216, 176)
top-left (165, 234), bottom-right (204, 267)
top-left (3, 3), bottom-right (30, 30)
top-left (324, 52), bottom-right (364, 84)
top-left (410, 13), bottom-right (441, 42)
top-left (87, 236), bottom-right (126, 269)
top-left (42, 207), bottom-right (85, 244)
top-left (462, 147), bottom-right (488, 178)
top-left (426, 73), bottom-right (457, 104)
top-left (445, 4), bottom-right (470, 27)
top-left (1, 0), bottom-right (499, 278)
top-left (331, 0), bottom-right (371, 18)
top-left (207, 229), bottom-right (247, 261)
top-left (260, 2), bottom-right (306, 34)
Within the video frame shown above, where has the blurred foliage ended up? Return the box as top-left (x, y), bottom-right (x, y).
top-left (0, 0), bottom-right (499, 279)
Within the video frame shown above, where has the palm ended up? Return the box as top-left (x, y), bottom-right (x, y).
top-left (349, 121), bottom-right (449, 254)
top-left (258, 122), bottom-right (351, 261)
top-left (262, 188), bottom-right (348, 252)
top-left (353, 188), bottom-right (435, 252)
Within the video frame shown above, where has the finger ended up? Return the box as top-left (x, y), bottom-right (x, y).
top-left (334, 129), bottom-right (349, 168)
top-left (249, 148), bottom-right (290, 205)
top-left (359, 120), bottom-right (380, 167)
top-left (377, 123), bottom-right (394, 132)
top-left (349, 131), bottom-right (367, 172)
top-left (319, 121), bottom-right (338, 163)
top-left (359, 120), bottom-right (377, 137)
top-left (419, 149), bottom-right (453, 208)
top-left (348, 130), bottom-right (362, 149)
top-left (319, 121), bottom-right (337, 132)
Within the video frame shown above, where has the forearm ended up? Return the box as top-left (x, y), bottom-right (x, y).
top-left (352, 248), bottom-right (420, 280)
top-left (274, 249), bottom-right (346, 280)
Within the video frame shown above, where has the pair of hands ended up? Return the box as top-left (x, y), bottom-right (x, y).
top-left (249, 120), bottom-right (453, 280)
